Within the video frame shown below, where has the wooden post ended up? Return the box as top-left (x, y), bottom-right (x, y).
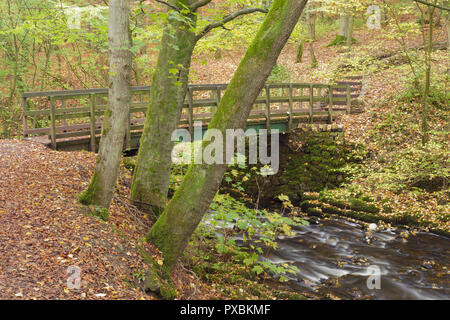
top-left (309, 84), bottom-right (314, 123)
top-left (299, 87), bottom-right (303, 111)
top-left (22, 97), bottom-right (28, 137)
top-left (125, 95), bottom-right (131, 151)
top-left (61, 99), bottom-right (67, 127)
top-left (50, 97), bottom-right (57, 149)
top-left (288, 84), bottom-right (293, 131)
top-left (328, 85), bottom-right (334, 123)
top-left (188, 88), bottom-right (194, 136)
top-left (214, 87), bottom-right (221, 115)
top-left (265, 85), bottom-right (271, 130)
top-left (346, 85), bottom-right (351, 114)
top-left (89, 94), bottom-right (96, 152)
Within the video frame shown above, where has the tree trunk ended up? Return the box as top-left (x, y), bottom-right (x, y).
top-left (339, 13), bottom-right (350, 37)
top-left (306, 10), bottom-right (317, 68)
top-left (446, 1), bottom-right (450, 66)
top-left (422, 3), bottom-right (436, 145)
top-left (130, 0), bottom-right (198, 214)
top-left (329, 12), bottom-right (353, 46)
top-left (148, 0), bottom-right (309, 273)
top-left (78, 0), bottom-right (132, 209)
top-left (296, 38), bottom-right (304, 63)
top-left (347, 14), bottom-right (354, 43)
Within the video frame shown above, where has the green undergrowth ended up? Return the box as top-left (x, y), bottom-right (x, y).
top-left (182, 193), bottom-right (309, 299)
top-left (182, 235), bottom-right (307, 300)
top-left (198, 194), bottom-right (308, 280)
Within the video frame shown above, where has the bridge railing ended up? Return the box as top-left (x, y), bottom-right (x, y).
top-left (22, 82), bottom-right (352, 150)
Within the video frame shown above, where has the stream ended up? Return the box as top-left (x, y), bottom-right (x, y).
top-left (259, 217), bottom-right (450, 300)
top-left (210, 214), bottom-right (450, 300)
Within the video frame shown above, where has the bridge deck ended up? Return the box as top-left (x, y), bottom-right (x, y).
top-left (22, 81), bottom-right (362, 152)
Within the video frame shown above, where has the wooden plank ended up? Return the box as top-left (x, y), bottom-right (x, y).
top-left (56, 130), bottom-right (98, 139)
top-left (336, 81), bottom-right (362, 86)
top-left (299, 87), bottom-right (303, 112)
top-left (130, 107), bottom-right (147, 113)
top-left (50, 97), bottom-right (57, 149)
top-left (22, 86), bottom-right (151, 99)
top-left (309, 85), bottom-right (314, 123)
top-left (24, 109), bottom-right (51, 117)
top-left (312, 84), bottom-right (330, 89)
top-left (25, 127), bottom-right (51, 135)
top-left (332, 93), bottom-right (359, 99)
top-left (22, 97), bottom-right (29, 137)
top-left (346, 85), bottom-right (352, 114)
top-left (89, 94), bottom-right (96, 152)
top-left (288, 84), bottom-right (293, 131)
top-left (214, 87), bottom-right (221, 114)
top-left (333, 86), bottom-right (360, 92)
top-left (328, 85), bottom-right (334, 123)
top-left (125, 107), bottom-right (131, 150)
top-left (188, 88), bottom-right (194, 135)
top-left (61, 100), bottom-right (68, 126)
top-left (265, 86), bottom-right (271, 130)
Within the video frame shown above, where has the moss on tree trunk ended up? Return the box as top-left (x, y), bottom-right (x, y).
top-left (78, 0), bottom-right (131, 211)
top-left (131, 0), bottom-right (198, 213)
top-left (148, 0), bottom-right (309, 273)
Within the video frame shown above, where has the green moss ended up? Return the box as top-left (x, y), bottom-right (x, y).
top-left (159, 281), bottom-right (178, 300)
top-left (349, 198), bottom-right (380, 214)
top-left (319, 194), bottom-right (348, 210)
top-left (78, 189), bottom-right (93, 205)
top-left (328, 35), bottom-right (357, 46)
top-left (300, 200), bottom-right (321, 212)
top-left (321, 205), bottom-right (344, 216)
top-left (382, 204), bottom-right (393, 213)
top-left (306, 207), bottom-right (323, 217)
top-left (301, 193), bottom-right (319, 201)
top-left (92, 206), bottom-right (109, 221)
top-left (122, 157), bottom-right (137, 171)
top-left (78, 171), bottom-right (101, 206)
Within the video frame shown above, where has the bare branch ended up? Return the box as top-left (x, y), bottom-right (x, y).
top-left (190, 0), bottom-right (213, 12)
top-left (154, 0), bottom-right (180, 12)
top-left (196, 7), bottom-right (268, 40)
top-left (413, 0), bottom-right (450, 11)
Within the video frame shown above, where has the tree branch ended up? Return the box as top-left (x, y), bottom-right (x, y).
top-left (190, 0), bottom-right (213, 12)
top-left (196, 7), bottom-right (268, 40)
top-left (154, 0), bottom-right (180, 12)
top-left (413, 0), bottom-right (450, 11)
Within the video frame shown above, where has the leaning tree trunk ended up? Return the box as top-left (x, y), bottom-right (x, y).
top-left (130, 0), bottom-right (198, 214)
top-left (78, 0), bottom-right (131, 209)
top-left (148, 0), bottom-right (309, 273)
top-left (131, 1), bottom-right (267, 215)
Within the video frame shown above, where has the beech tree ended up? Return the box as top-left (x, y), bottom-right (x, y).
top-left (130, 0), bottom-right (267, 214)
top-left (78, 0), bottom-right (132, 210)
top-left (146, 0), bottom-right (309, 285)
top-left (324, 0), bottom-right (374, 46)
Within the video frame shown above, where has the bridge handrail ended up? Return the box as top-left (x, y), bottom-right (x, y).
top-left (22, 82), bottom-right (354, 150)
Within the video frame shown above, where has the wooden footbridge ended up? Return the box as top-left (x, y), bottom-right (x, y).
top-left (22, 79), bottom-right (363, 152)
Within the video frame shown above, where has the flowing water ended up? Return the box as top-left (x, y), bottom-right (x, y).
top-left (205, 213), bottom-right (450, 300)
top-left (257, 217), bottom-right (450, 300)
